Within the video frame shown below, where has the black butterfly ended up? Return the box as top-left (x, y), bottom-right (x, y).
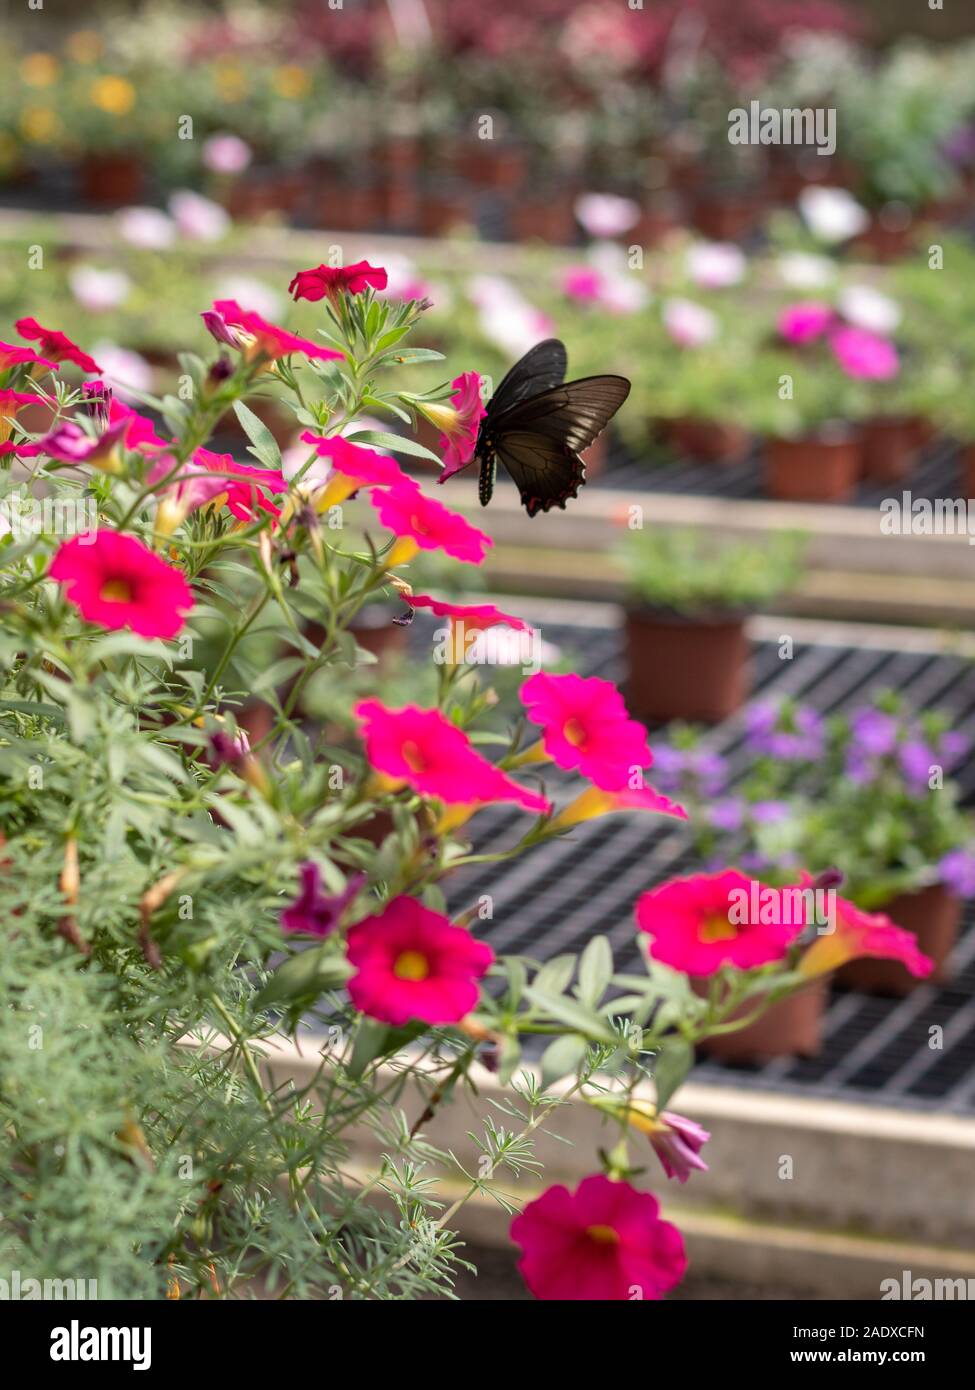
top-left (471, 339), bottom-right (631, 517)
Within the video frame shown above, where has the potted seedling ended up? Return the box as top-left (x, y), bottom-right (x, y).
top-left (749, 349), bottom-right (864, 502)
top-left (617, 528), bottom-right (805, 724)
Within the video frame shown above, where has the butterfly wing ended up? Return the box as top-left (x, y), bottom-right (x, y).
top-left (489, 375), bottom-right (631, 515)
top-left (485, 339), bottom-right (568, 418)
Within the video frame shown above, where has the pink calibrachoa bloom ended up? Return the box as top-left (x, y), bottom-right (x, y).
top-left (510, 1175), bottom-right (687, 1301)
top-left (190, 448), bottom-right (288, 521)
top-left (626, 1104), bottom-right (711, 1184)
top-left (549, 783), bottom-right (686, 831)
top-left (109, 398), bottom-right (170, 453)
top-left (345, 895), bottom-right (494, 1026)
top-left (520, 672), bottom-right (653, 791)
top-left (354, 700), bottom-right (551, 814)
top-left (368, 480), bottom-right (492, 566)
top-left (778, 301), bottom-right (834, 345)
top-left (0, 340), bottom-right (57, 374)
top-left (288, 260), bottom-right (388, 303)
top-left (405, 592), bottom-right (531, 633)
top-left (15, 317), bottom-right (101, 373)
top-left (34, 419), bottom-right (128, 471)
top-left (830, 325), bottom-right (900, 380)
top-left (280, 864), bottom-right (366, 939)
top-left (635, 869), bottom-right (804, 977)
top-left (49, 530), bottom-right (193, 639)
top-left (798, 880), bottom-right (934, 981)
top-left (203, 299), bottom-right (345, 364)
top-left (562, 266), bottom-right (605, 305)
top-left (297, 430), bottom-right (411, 508)
top-left (0, 390), bottom-right (46, 443)
top-left (421, 372), bottom-right (486, 483)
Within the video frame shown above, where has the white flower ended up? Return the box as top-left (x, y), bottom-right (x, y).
top-left (468, 275), bottom-right (553, 357)
top-left (116, 206), bottom-right (176, 250)
top-left (663, 298), bottom-right (719, 348)
top-left (89, 344), bottom-right (153, 400)
top-left (169, 189), bottom-right (230, 242)
top-left (212, 275), bottom-right (283, 322)
top-left (838, 284), bottom-right (902, 336)
top-left (686, 241), bottom-right (746, 289)
top-left (798, 186), bottom-right (869, 244)
top-left (775, 251), bottom-right (837, 290)
top-left (574, 192), bottom-right (641, 239)
top-left (69, 266), bottom-right (132, 312)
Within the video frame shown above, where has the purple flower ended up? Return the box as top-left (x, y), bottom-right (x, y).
top-left (899, 740), bottom-right (937, 792)
top-left (208, 727), bottom-right (250, 770)
top-left (851, 708), bottom-right (898, 758)
top-left (649, 745), bottom-right (727, 797)
top-left (709, 797), bottom-right (745, 833)
top-left (280, 864), bottom-right (366, 939)
top-left (745, 701), bottom-right (824, 761)
top-left (648, 1111), bottom-right (711, 1184)
top-left (687, 749), bottom-right (728, 797)
top-left (750, 800), bottom-right (790, 824)
top-left (649, 745), bottom-right (683, 792)
top-left (37, 419), bottom-right (128, 465)
top-left (940, 849), bottom-right (975, 897)
top-left (81, 379), bottom-right (112, 428)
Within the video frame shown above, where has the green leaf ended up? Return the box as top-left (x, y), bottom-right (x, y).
top-left (524, 986), bottom-right (618, 1044)
top-left (348, 429), bottom-right (443, 465)
top-left (251, 656), bottom-right (306, 694)
top-left (540, 1034), bottom-right (588, 1089)
top-left (232, 400), bottom-right (282, 470)
top-left (254, 947), bottom-right (353, 1008)
top-left (577, 935), bottom-right (613, 1008)
top-left (347, 1017), bottom-right (389, 1079)
top-left (532, 954), bottom-right (576, 997)
top-left (652, 1038), bottom-right (694, 1111)
top-left (387, 348), bottom-right (446, 364)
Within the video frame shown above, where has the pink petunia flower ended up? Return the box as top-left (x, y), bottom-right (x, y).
top-left (830, 326), bottom-right (900, 380)
top-left (297, 430), bottom-right (411, 506)
top-left (635, 869), bottom-right (804, 976)
top-left (169, 189), bottom-right (230, 243)
top-left (562, 267), bottom-right (606, 305)
top-left (355, 700), bottom-right (550, 814)
top-left (190, 448), bottom-right (288, 521)
top-left (49, 529), bottom-right (193, 639)
top-left (203, 299), bottom-right (345, 364)
top-left (778, 301), bottom-right (834, 345)
top-left (202, 132), bottom-right (252, 175)
top-left (15, 317), bottom-right (101, 374)
top-left (573, 192), bottom-right (641, 239)
top-left (798, 878), bottom-right (934, 981)
top-left (627, 1105), bottom-right (711, 1184)
top-left (662, 298), bottom-right (719, 348)
top-left (368, 480), bottom-right (492, 565)
top-left (0, 340), bottom-right (57, 374)
top-left (405, 592), bottom-right (531, 633)
top-left (108, 398), bottom-right (170, 453)
top-left (280, 864), bottom-right (366, 939)
top-left (0, 389), bottom-right (47, 442)
top-left (520, 672), bottom-right (652, 792)
top-left (549, 782), bottom-right (687, 831)
top-left (288, 260), bottom-right (388, 303)
top-left (346, 895), bottom-right (494, 1026)
top-left (34, 419), bottom-right (128, 470)
top-left (510, 1175), bottom-right (687, 1301)
top-left (420, 372), bottom-right (486, 483)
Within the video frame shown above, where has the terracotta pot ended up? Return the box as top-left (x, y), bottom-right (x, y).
top-left (837, 884), bottom-right (961, 996)
top-left (309, 181), bottom-right (385, 231)
top-left (765, 432), bottom-right (861, 503)
top-left (509, 196), bottom-right (576, 244)
top-left (860, 415), bottom-right (919, 482)
top-left (79, 153), bottom-right (144, 205)
top-left (417, 191), bottom-right (474, 237)
top-left (457, 143), bottom-right (527, 191)
top-left (624, 606), bottom-right (750, 723)
top-left (665, 417), bottom-right (750, 465)
top-left (690, 191), bottom-right (758, 242)
top-left (352, 809), bottom-right (396, 848)
top-left (225, 169), bottom-right (305, 220)
top-left (630, 203), bottom-right (681, 247)
top-left (853, 216), bottom-right (917, 263)
top-left (697, 979), bottom-right (826, 1062)
top-left (963, 443), bottom-right (975, 498)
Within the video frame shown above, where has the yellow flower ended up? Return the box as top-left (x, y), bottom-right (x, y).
top-left (272, 65), bottom-right (311, 99)
top-left (21, 53), bottom-right (60, 87)
top-left (214, 64), bottom-right (247, 102)
top-left (90, 75), bottom-right (136, 116)
top-left (67, 31), bottom-right (103, 64)
top-left (19, 106), bottom-right (61, 144)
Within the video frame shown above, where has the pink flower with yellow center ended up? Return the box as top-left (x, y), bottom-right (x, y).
top-left (0, 340), bottom-right (57, 374)
top-left (797, 876), bottom-right (934, 981)
top-left (346, 895), bottom-right (493, 1026)
top-left (49, 529), bottom-right (193, 639)
top-left (355, 699), bottom-right (550, 814)
top-left (635, 869), bottom-right (803, 977)
top-left (15, 317), bottom-right (101, 373)
top-left (549, 782), bottom-right (686, 831)
top-left (626, 1104), bottom-right (711, 1184)
top-left (510, 1175), bottom-right (687, 1301)
top-left (34, 419), bottom-right (128, 472)
top-left (190, 448), bottom-right (287, 521)
top-left (422, 372), bottom-right (486, 483)
top-left (202, 299), bottom-right (345, 364)
top-left (520, 672), bottom-right (653, 791)
top-left (288, 260), bottom-right (388, 303)
top-left (405, 592), bottom-right (531, 633)
top-left (368, 479), bottom-right (491, 566)
top-left (297, 431), bottom-right (411, 509)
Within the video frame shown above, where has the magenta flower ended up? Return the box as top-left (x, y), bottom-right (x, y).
top-left (520, 672), bottom-right (652, 791)
top-left (777, 301), bottom-right (834, 345)
top-left (562, 267), bottom-right (605, 305)
top-left (49, 530), bottom-right (193, 639)
top-left (798, 876), bottom-right (934, 981)
top-left (510, 1175), bottom-right (687, 1301)
top-left (635, 869), bottom-right (804, 977)
top-left (298, 431), bottom-right (411, 492)
top-left (355, 700), bottom-right (550, 813)
top-left (34, 419), bottom-right (128, 467)
top-left (204, 299), bottom-right (345, 364)
top-left (406, 592), bottom-right (531, 633)
top-left (346, 896), bottom-right (493, 1026)
top-left (368, 481), bottom-right (492, 565)
top-left (190, 448), bottom-right (288, 521)
top-left (830, 326), bottom-right (900, 380)
top-left (423, 372), bottom-right (486, 482)
top-left (629, 1107), bottom-right (712, 1184)
top-left (81, 380), bottom-right (112, 427)
top-left (0, 340), bottom-right (57, 374)
top-left (288, 260), bottom-right (388, 303)
top-left (15, 317), bottom-right (101, 374)
top-left (280, 864), bottom-right (366, 939)
top-left (109, 398), bottom-right (170, 453)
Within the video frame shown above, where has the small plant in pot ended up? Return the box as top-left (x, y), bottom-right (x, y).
top-left (617, 528), bottom-right (805, 724)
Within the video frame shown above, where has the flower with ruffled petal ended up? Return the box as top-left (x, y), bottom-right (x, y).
top-left (15, 317), bottom-right (101, 373)
top-left (520, 672), bottom-right (652, 791)
top-left (368, 480), bottom-right (491, 566)
top-left (510, 1175), bottom-right (687, 1301)
top-left (288, 260), bottom-right (388, 303)
top-left (203, 299), bottom-right (345, 364)
top-left (549, 782), bottom-right (686, 831)
top-left (296, 430), bottom-right (411, 510)
top-left (34, 419), bottom-right (128, 472)
top-left (0, 389), bottom-right (46, 444)
top-left (50, 529), bottom-right (193, 638)
top-left (798, 878), bottom-right (934, 981)
top-left (346, 895), bottom-right (493, 1026)
top-left (635, 869), bottom-right (805, 976)
top-left (280, 864), bottom-right (366, 939)
top-left (778, 301), bottom-right (834, 345)
top-left (406, 592), bottom-right (531, 633)
top-left (190, 448), bottom-right (288, 522)
top-left (831, 326), bottom-right (899, 381)
top-left (0, 340), bottom-right (57, 374)
top-left (419, 372), bottom-right (485, 482)
top-left (626, 1104), bottom-right (711, 1184)
top-left (355, 699), bottom-right (550, 814)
